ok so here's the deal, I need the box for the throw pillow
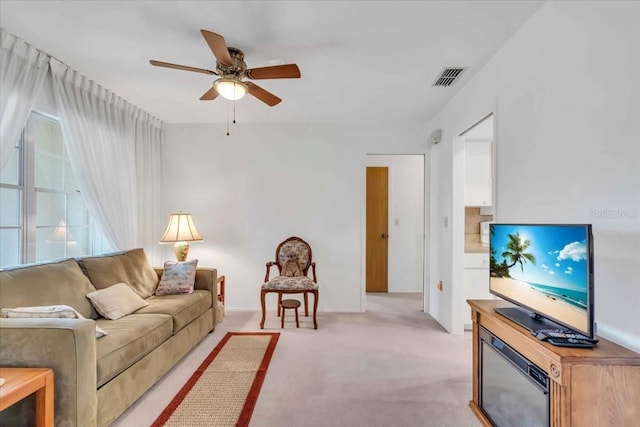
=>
[282,259,303,277]
[2,305,76,319]
[2,304,107,338]
[155,259,198,295]
[86,282,148,320]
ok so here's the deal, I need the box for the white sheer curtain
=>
[133,109,164,263]
[0,28,50,172]
[51,61,164,251]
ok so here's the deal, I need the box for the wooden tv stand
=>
[468,299,640,427]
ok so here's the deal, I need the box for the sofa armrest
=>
[194,267,218,295]
[0,318,98,427]
[154,267,219,325]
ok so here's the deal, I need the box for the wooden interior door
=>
[366,167,388,292]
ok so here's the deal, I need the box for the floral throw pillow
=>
[155,259,198,295]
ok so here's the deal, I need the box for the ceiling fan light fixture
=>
[214,78,248,100]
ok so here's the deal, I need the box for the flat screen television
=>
[489,223,595,338]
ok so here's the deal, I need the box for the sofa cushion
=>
[78,248,158,299]
[86,283,149,320]
[135,290,212,334]
[95,313,172,387]
[155,259,198,295]
[0,258,98,319]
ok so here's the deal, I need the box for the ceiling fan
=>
[150,30,300,106]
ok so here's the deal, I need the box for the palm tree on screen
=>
[502,232,536,272]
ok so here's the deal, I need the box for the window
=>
[0,112,111,268]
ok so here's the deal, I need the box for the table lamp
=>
[159,213,203,261]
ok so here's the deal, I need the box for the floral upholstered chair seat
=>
[260,236,319,329]
[262,275,319,291]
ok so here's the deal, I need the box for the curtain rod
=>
[1,26,164,126]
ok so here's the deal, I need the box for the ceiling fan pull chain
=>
[226,104,230,136]
[233,98,237,124]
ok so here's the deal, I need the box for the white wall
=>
[366,155,424,293]
[162,122,428,313]
[426,1,640,351]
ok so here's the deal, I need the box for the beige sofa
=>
[0,248,219,427]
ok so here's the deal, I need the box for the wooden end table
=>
[217,275,225,305]
[0,367,54,427]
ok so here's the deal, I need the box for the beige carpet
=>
[112,294,479,427]
[151,332,279,427]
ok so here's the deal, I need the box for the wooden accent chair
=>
[260,236,319,329]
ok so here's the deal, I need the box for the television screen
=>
[489,224,594,337]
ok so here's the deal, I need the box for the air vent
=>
[433,67,467,87]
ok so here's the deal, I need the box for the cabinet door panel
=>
[465,140,493,206]
[463,266,491,328]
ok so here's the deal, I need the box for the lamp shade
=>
[46,220,77,244]
[214,78,248,100]
[159,213,203,243]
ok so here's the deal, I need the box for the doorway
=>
[365,155,425,307]
[452,113,496,334]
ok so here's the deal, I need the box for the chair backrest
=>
[275,236,312,275]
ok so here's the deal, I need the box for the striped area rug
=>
[151,332,280,427]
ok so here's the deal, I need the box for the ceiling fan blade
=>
[246,82,281,106]
[149,60,216,75]
[200,30,233,67]
[199,86,219,101]
[246,64,301,80]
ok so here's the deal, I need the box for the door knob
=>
[381,233,388,239]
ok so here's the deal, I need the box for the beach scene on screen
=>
[489,224,589,332]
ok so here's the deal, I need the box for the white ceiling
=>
[1,1,544,124]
